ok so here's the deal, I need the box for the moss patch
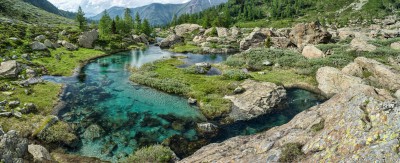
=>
[279,143,304,162]
[123,145,174,163]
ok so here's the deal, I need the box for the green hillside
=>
[23,0,76,19]
[173,0,400,28]
[0,0,74,24]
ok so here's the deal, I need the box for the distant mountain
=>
[0,0,73,24]
[23,0,76,19]
[91,0,228,25]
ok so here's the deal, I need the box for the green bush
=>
[279,143,304,162]
[225,56,246,67]
[130,73,190,95]
[207,27,218,37]
[222,69,251,81]
[123,145,174,163]
[37,121,78,147]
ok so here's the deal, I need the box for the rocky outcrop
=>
[217,27,229,37]
[28,144,52,162]
[342,62,363,77]
[0,60,20,79]
[132,34,149,45]
[317,66,365,97]
[239,31,267,50]
[62,41,78,51]
[181,83,398,162]
[302,45,324,59]
[224,80,287,121]
[350,38,377,52]
[175,24,203,36]
[270,37,294,48]
[354,57,400,91]
[0,130,29,163]
[289,22,332,49]
[31,41,47,51]
[78,29,99,48]
[159,34,183,49]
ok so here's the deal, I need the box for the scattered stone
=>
[62,41,78,51]
[390,42,400,50]
[21,53,30,60]
[0,112,11,117]
[0,60,21,79]
[188,98,197,105]
[159,34,183,49]
[22,103,37,113]
[12,110,22,118]
[19,77,44,86]
[8,100,20,108]
[78,29,99,48]
[31,41,47,51]
[44,39,54,48]
[28,144,52,162]
[224,80,287,121]
[233,86,245,94]
[302,45,325,59]
[0,100,7,106]
[0,106,5,112]
[350,38,377,52]
[195,62,211,69]
[34,35,46,42]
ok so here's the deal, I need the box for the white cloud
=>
[48,0,190,16]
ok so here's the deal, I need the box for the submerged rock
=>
[83,124,104,141]
[224,80,287,121]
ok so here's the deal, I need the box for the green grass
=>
[251,70,317,86]
[170,44,202,53]
[32,48,106,76]
[131,59,236,119]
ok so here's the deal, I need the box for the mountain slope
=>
[91,0,228,25]
[23,0,76,19]
[0,0,73,24]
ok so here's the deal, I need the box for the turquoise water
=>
[43,46,324,161]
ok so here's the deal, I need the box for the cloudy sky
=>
[48,0,189,16]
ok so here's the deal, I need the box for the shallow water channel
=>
[43,46,324,162]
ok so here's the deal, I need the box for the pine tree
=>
[141,19,152,36]
[76,6,87,31]
[111,20,117,34]
[135,12,142,34]
[99,10,112,40]
[123,8,134,33]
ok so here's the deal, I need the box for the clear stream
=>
[43,46,324,162]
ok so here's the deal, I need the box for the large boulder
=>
[317,66,365,97]
[342,62,363,77]
[78,29,98,48]
[28,144,52,162]
[62,41,78,51]
[350,38,377,52]
[390,41,400,50]
[289,22,332,49]
[224,80,287,121]
[354,57,400,91]
[270,37,294,48]
[239,31,267,50]
[0,60,20,79]
[302,45,325,59]
[31,41,47,51]
[0,130,29,163]
[159,34,183,49]
[132,34,149,45]
[174,24,203,36]
[180,83,398,163]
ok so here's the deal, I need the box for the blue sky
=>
[48,0,189,16]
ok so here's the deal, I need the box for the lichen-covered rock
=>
[350,38,377,52]
[289,21,332,49]
[317,66,365,97]
[78,29,99,48]
[159,34,183,49]
[181,83,399,163]
[0,130,29,163]
[0,60,20,79]
[224,80,287,121]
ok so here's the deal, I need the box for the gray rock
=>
[21,53,30,60]
[224,80,287,121]
[239,31,267,50]
[62,41,78,51]
[350,38,377,52]
[0,60,20,79]
[78,29,99,48]
[302,45,325,59]
[289,21,332,49]
[159,34,183,49]
[197,123,218,134]
[270,37,294,48]
[43,39,54,48]
[395,90,400,99]
[8,101,20,108]
[34,35,46,42]
[0,112,11,117]
[0,130,29,163]
[31,41,47,51]
[0,106,5,112]
[28,144,52,162]
[12,110,22,118]
[19,77,43,86]
[11,55,17,60]
[174,24,203,37]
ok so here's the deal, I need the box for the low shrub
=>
[222,69,251,81]
[279,143,304,162]
[123,145,174,163]
[130,73,190,95]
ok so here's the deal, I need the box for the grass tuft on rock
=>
[279,143,304,162]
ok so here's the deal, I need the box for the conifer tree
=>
[135,12,142,34]
[76,6,87,31]
[141,19,152,36]
[123,8,134,33]
[99,10,112,40]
